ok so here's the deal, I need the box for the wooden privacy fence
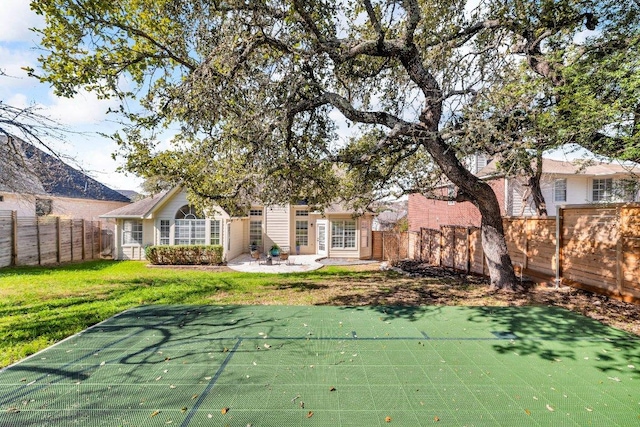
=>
[373,204,640,302]
[0,210,106,268]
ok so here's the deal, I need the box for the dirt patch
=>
[393,260,640,336]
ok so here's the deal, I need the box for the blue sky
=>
[0,0,143,191]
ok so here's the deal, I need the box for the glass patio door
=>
[317,220,327,256]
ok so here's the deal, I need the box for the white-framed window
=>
[554,179,567,202]
[159,220,170,245]
[250,209,263,217]
[296,210,309,216]
[175,219,206,245]
[295,220,308,246]
[123,220,143,246]
[174,205,206,245]
[331,220,356,249]
[210,219,221,245]
[592,178,614,202]
[249,220,262,247]
[447,184,456,205]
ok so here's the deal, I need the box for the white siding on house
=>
[265,205,290,249]
[508,175,592,216]
[227,219,244,261]
[154,191,190,219]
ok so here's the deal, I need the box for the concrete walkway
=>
[227,254,324,273]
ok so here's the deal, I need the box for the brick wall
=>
[408,178,506,231]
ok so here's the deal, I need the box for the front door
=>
[316,220,327,256]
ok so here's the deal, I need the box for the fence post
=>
[555,207,563,289]
[438,227,443,267]
[467,228,471,272]
[98,221,102,259]
[70,220,74,261]
[36,217,42,265]
[523,218,529,271]
[56,217,61,263]
[616,207,624,296]
[11,210,18,266]
[81,220,86,260]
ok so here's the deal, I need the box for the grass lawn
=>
[0,260,389,368]
[2,259,639,370]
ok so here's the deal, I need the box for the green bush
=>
[144,245,224,265]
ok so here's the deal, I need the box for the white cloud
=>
[43,89,120,126]
[0,0,44,42]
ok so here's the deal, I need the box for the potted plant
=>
[295,241,300,255]
[270,243,280,257]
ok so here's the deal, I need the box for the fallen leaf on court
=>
[263,343,271,349]
[585,407,593,412]
[385,416,392,422]
[192,394,199,400]
[156,376,162,381]
[329,386,336,392]
[524,409,531,416]
[221,407,229,415]
[207,414,212,418]
[100,361,106,366]
[546,404,554,412]
[607,376,621,382]
[434,416,440,421]
[307,411,314,418]
[300,401,305,409]
[6,407,20,413]
[165,421,172,424]
[170,384,176,389]
[150,410,160,417]
[181,407,187,413]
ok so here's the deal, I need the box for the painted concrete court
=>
[0,305,638,426]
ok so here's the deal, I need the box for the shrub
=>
[145,245,224,265]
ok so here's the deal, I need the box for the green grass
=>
[0,260,375,368]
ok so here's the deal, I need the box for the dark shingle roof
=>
[1,136,131,202]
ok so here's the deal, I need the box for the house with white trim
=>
[101,187,375,261]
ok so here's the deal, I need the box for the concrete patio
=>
[227,254,380,273]
[227,254,325,273]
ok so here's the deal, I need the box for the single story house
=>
[101,187,375,261]
[409,156,640,230]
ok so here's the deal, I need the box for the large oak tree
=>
[31,0,637,290]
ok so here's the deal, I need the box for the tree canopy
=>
[31,0,640,289]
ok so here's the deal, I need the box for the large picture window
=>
[123,220,143,245]
[174,205,206,245]
[331,220,356,249]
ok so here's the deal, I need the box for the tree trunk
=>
[528,151,547,216]
[476,189,519,291]
[425,136,520,291]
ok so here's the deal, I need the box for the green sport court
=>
[0,305,638,426]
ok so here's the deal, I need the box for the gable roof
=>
[100,190,171,218]
[477,157,639,178]
[0,136,131,202]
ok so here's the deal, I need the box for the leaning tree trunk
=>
[425,135,520,291]
[474,185,519,291]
